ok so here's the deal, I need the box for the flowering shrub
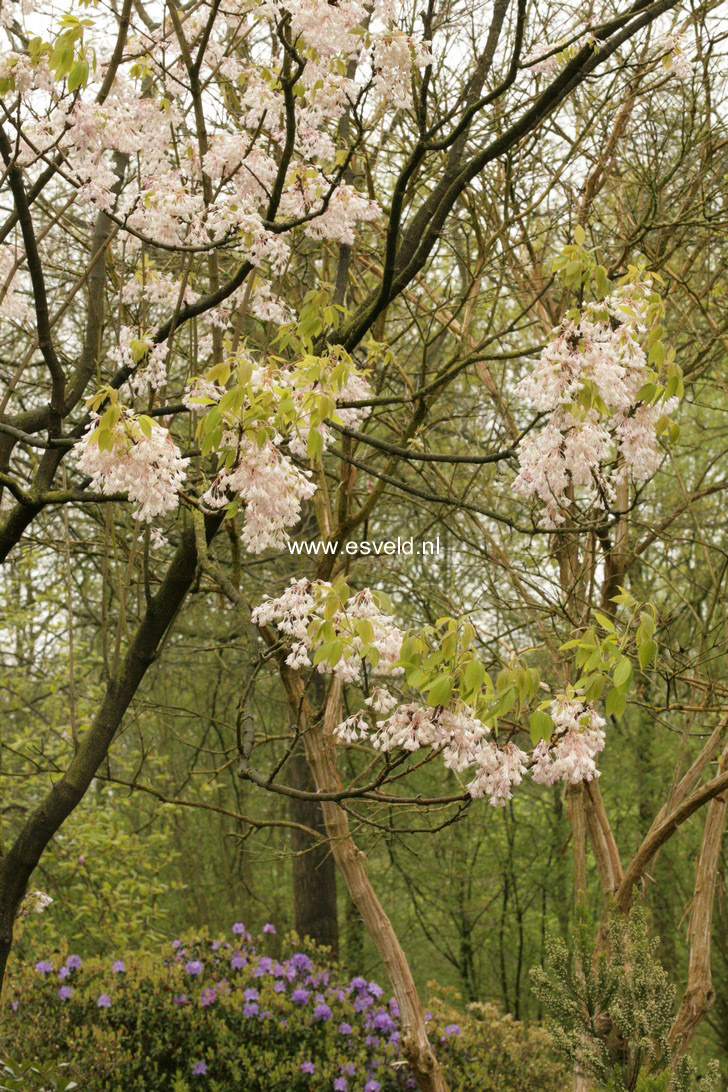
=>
[2,927,564,1091]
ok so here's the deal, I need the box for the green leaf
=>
[426,673,453,707]
[529,709,553,746]
[605,687,627,719]
[638,639,656,670]
[462,658,485,694]
[406,667,426,690]
[573,224,586,246]
[498,687,517,716]
[67,59,89,91]
[313,641,335,666]
[138,414,153,439]
[307,428,324,460]
[593,610,616,633]
[613,658,632,687]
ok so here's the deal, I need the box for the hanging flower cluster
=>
[188,334,373,551]
[336,696,602,806]
[253,583,615,807]
[76,405,187,523]
[513,276,680,527]
[530,698,605,785]
[252,578,404,681]
[201,437,317,553]
[658,30,693,81]
[0,0,431,286]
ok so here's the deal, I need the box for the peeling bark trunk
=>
[668,749,728,1059]
[297,676,449,1092]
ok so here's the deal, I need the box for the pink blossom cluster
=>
[0,245,32,324]
[201,437,316,553]
[252,578,404,681]
[513,291,678,525]
[522,44,561,76]
[465,742,529,806]
[336,686,606,807]
[360,699,529,807]
[531,698,605,785]
[4,1,427,246]
[370,703,486,764]
[658,31,693,81]
[75,411,187,523]
[186,351,371,548]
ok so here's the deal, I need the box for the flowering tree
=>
[0,0,725,1088]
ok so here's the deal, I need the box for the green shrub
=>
[3,926,565,1090]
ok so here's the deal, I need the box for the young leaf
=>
[529,709,553,746]
[638,639,656,670]
[613,658,632,688]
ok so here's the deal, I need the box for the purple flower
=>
[58,986,73,1001]
[97,994,111,1008]
[300,1062,315,1074]
[185,960,204,976]
[263,922,276,934]
[444,1023,461,1037]
[291,988,310,1005]
[340,1064,356,1077]
[59,966,70,980]
[334,1081,348,1091]
[112,961,126,974]
[173,994,188,1007]
[291,952,313,974]
[273,981,286,993]
[350,976,367,991]
[243,1001,259,1017]
[200,988,217,1007]
[314,1002,333,1022]
[425,1010,433,1022]
[35,960,54,974]
[338,1022,352,1036]
[211,941,220,951]
[244,988,259,1002]
[372,1011,395,1033]
[368,981,383,998]
[232,922,247,935]
[355,994,374,1012]
[230,952,246,970]
[365,1082,381,1092]
[66,955,82,970]
[192,1061,208,1075]
[172,939,182,948]
[257,956,273,974]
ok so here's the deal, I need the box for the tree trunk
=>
[0,522,217,991]
[289,746,339,956]
[295,674,449,1092]
[668,747,728,1058]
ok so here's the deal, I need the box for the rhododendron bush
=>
[1,0,726,1088]
[1,926,566,1090]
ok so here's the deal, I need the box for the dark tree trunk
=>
[289,746,339,956]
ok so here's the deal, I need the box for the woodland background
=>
[0,0,727,1088]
